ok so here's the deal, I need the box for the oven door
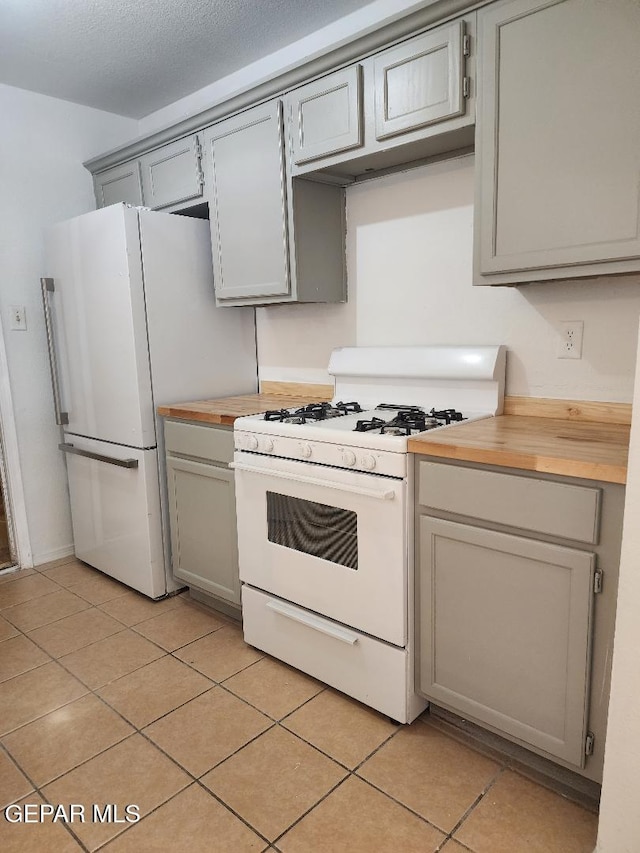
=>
[232,451,407,646]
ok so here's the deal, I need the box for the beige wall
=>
[595,319,640,852]
[256,155,640,402]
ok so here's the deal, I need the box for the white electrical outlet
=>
[9,305,27,331]
[558,321,583,359]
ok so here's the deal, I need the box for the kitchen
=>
[0,0,639,850]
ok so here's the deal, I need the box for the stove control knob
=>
[262,438,274,453]
[342,450,356,467]
[299,442,312,459]
[361,454,376,470]
[246,435,258,451]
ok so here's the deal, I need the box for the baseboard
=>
[32,544,75,567]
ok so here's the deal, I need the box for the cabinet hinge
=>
[585,732,595,756]
[463,34,471,57]
[463,77,471,99]
[195,139,205,190]
[593,569,603,595]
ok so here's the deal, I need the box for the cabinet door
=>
[418,517,595,767]
[290,66,363,164]
[167,456,240,604]
[374,21,465,140]
[476,0,640,280]
[140,135,204,209]
[94,161,143,208]
[204,101,290,302]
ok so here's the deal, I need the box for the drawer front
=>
[242,585,411,722]
[164,419,233,464]
[418,461,600,544]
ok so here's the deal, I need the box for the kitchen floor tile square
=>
[223,656,324,720]
[59,628,165,689]
[0,633,50,683]
[2,694,134,786]
[282,688,398,769]
[100,783,266,852]
[173,623,263,681]
[201,725,347,841]
[41,559,99,587]
[0,572,60,609]
[278,775,445,853]
[98,589,185,626]
[357,722,503,833]
[97,654,212,727]
[0,660,88,735]
[65,572,131,605]
[2,588,90,632]
[0,794,83,851]
[143,686,273,777]
[27,607,123,657]
[131,601,225,651]
[42,734,190,850]
[453,769,598,853]
[0,750,33,809]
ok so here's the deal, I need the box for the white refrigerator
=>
[42,203,258,598]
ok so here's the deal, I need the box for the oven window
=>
[266,492,358,570]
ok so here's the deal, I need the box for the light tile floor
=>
[0,556,599,852]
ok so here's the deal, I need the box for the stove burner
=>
[376,403,426,413]
[429,408,466,424]
[380,425,412,436]
[335,401,363,414]
[355,417,386,432]
[263,409,291,422]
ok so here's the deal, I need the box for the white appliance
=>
[233,346,506,723]
[42,203,257,598]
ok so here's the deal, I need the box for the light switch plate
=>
[9,305,27,331]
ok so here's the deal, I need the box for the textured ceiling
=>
[0,0,376,118]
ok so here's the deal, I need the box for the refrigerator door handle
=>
[59,443,139,469]
[40,277,69,426]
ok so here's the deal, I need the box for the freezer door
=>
[45,204,155,448]
[63,435,166,598]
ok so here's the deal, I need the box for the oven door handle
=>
[265,598,359,645]
[230,461,397,501]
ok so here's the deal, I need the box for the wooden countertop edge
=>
[407,440,627,484]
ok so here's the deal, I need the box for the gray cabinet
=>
[287,16,474,181]
[419,516,594,767]
[139,135,204,210]
[373,21,466,140]
[290,65,364,165]
[203,99,346,306]
[475,0,640,285]
[94,161,143,208]
[164,420,240,607]
[204,101,291,302]
[415,457,625,782]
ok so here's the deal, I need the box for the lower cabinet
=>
[415,457,625,782]
[164,420,240,607]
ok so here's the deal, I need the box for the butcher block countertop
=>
[157,392,330,426]
[408,415,630,484]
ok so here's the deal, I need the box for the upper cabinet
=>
[93,133,204,212]
[203,101,291,303]
[286,16,475,181]
[139,135,204,210]
[203,99,346,306]
[94,161,143,208]
[373,21,466,140]
[290,66,364,165]
[475,0,640,285]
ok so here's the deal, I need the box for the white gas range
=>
[233,346,506,723]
